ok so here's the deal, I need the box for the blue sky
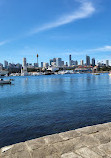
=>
[0,0,111,65]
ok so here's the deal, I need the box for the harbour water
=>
[0,73,111,148]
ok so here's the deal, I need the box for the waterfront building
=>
[80,60,84,66]
[27,63,34,68]
[4,60,8,69]
[47,67,59,72]
[106,60,109,67]
[56,58,62,67]
[86,55,90,66]
[43,62,49,68]
[92,58,95,66]
[0,63,3,70]
[49,59,53,66]
[69,55,72,66]
[23,58,27,67]
[34,63,38,67]
[51,62,56,67]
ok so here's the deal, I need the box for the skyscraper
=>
[80,60,84,66]
[69,55,72,66]
[41,62,43,68]
[4,60,8,69]
[92,58,95,66]
[106,60,109,67]
[86,55,90,66]
[56,58,62,67]
[23,58,27,67]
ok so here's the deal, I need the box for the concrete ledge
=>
[1,122,111,158]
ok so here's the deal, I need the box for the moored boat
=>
[92,73,100,75]
[0,79,11,84]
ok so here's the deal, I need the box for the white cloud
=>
[0,40,9,46]
[0,0,95,46]
[65,45,111,56]
[29,0,95,35]
[88,46,111,52]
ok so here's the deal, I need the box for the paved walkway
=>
[1,122,111,158]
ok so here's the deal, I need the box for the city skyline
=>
[0,0,111,64]
[0,55,110,68]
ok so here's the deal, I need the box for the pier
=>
[1,122,111,158]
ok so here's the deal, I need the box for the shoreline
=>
[1,122,111,158]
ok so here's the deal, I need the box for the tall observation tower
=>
[37,54,39,67]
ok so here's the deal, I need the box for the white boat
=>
[0,79,11,84]
[92,73,100,75]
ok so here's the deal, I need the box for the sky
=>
[0,0,111,65]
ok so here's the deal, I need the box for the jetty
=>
[1,122,111,158]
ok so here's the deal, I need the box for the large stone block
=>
[26,137,46,150]
[75,147,102,158]
[44,134,63,144]
[59,130,81,141]
[98,142,111,157]
[61,152,82,158]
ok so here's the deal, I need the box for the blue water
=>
[0,73,111,148]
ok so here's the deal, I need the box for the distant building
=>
[75,60,78,66]
[51,62,56,67]
[80,60,84,66]
[34,63,39,67]
[86,55,90,66]
[53,58,56,62]
[106,60,109,67]
[66,62,68,66]
[49,59,53,66]
[92,58,95,66]
[69,55,72,66]
[47,67,59,72]
[56,58,62,67]
[4,60,8,69]
[16,63,22,69]
[0,63,3,70]
[23,58,27,67]
[43,62,49,68]
[41,62,43,68]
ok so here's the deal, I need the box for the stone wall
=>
[1,122,111,158]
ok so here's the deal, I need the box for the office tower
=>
[106,60,109,67]
[61,61,64,67]
[92,58,95,66]
[53,58,56,62]
[66,62,68,66]
[23,58,27,67]
[41,62,43,68]
[43,62,49,68]
[50,59,53,66]
[56,58,62,67]
[86,55,90,66]
[80,60,84,66]
[69,55,72,66]
[75,60,78,66]
[0,63,3,70]
[4,60,8,69]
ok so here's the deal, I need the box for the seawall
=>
[1,122,111,158]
